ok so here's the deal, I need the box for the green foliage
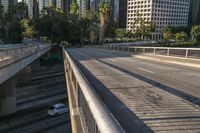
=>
[131,13,155,40]
[35,6,90,45]
[116,28,126,37]
[163,31,174,41]
[70,0,79,16]
[99,2,111,23]
[21,19,34,39]
[125,31,134,38]
[99,1,112,44]
[162,26,174,41]
[175,32,188,42]
[1,3,28,43]
[191,25,200,42]
[105,21,118,38]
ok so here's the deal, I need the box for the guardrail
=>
[103,45,200,59]
[63,48,124,133]
[0,43,50,68]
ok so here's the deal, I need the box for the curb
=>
[135,55,200,69]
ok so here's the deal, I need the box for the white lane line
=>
[137,67,154,74]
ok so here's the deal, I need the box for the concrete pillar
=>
[31,59,40,70]
[16,66,32,86]
[0,77,17,116]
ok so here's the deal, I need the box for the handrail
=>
[64,48,124,133]
[103,45,200,59]
[105,44,200,50]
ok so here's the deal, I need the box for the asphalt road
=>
[0,106,71,133]
[0,65,71,133]
[16,65,66,111]
[68,48,200,133]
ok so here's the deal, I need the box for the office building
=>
[0,0,17,12]
[38,0,49,14]
[189,0,200,25]
[127,0,190,40]
[24,0,34,19]
[78,0,90,16]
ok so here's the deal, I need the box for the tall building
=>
[0,0,9,12]
[119,0,127,28]
[33,0,39,18]
[0,0,17,12]
[64,0,71,13]
[24,0,34,19]
[77,0,89,16]
[109,0,127,28]
[90,0,100,12]
[56,0,62,8]
[38,0,49,14]
[127,0,190,40]
[189,0,200,25]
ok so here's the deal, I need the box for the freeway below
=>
[0,65,71,133]
[68,48,200,133]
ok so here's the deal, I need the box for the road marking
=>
[137,67,154,74]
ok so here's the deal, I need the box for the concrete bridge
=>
[64,46,200,133]
[0,42,51,115]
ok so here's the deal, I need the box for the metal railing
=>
[0,43,50,68]
[103,45,200,60]
[63,48,124,133]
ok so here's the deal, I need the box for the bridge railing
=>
[63,48,124,133]
[103,45,200,60]
[0,44,50,68]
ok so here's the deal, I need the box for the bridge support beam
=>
[0,77,16,116]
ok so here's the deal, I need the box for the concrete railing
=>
[0,43,50,68]
[103,45,200,60]
[63,48,124,133]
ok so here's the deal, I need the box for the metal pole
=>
[186,49,189,58]
[167,48,170,56]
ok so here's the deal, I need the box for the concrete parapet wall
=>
[0,44,51,85]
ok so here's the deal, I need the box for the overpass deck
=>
[68,48,200,133]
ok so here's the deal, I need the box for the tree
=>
[191,25,200,42]
[70,0,79,17]
[175,32,188,42]
[3,5,23,43]
[131,12,155,40]
[99,1,111,44]
[162,26,174,41]
[21,19,34,39]
[105,20,118,38]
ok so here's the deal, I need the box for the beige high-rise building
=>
[126,0,190,40]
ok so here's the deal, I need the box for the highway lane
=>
[0,106,71,133]
[0,65,71,133]
[68,48,200,133]
[16,65,67,111]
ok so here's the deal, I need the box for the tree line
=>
[0,0,112,45]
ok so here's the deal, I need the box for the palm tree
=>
[191,25,200,42]
[99,1,111,44]
[70,0,79,17]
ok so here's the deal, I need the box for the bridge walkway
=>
[68,48,200,133]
